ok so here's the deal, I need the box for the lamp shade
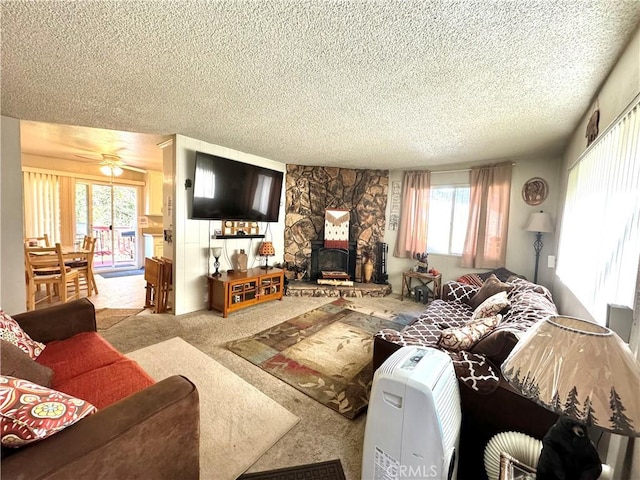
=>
[502,316,640,436]
[258,241,275,256]
[100,165,123,177]
[211,247,222,258]
[524,211,554,233]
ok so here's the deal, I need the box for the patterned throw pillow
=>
[438,314,502,352]
[470,291,510,321]
[0,309,45,359]
[444,282,480,304]
[455,273,484,287]
[0,375,97,447]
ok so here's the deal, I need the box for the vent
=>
[380,350,405,375]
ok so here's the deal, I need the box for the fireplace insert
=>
[310,240,357,281]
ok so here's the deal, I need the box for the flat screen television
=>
[190,151,284,222]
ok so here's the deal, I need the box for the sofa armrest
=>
[12,298,96,343]
[373,335,404,371]
[1,375,200,480]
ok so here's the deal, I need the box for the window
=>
[557,99,640,324]
[427,186,470,255]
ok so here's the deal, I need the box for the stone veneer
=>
[284,165,389,278]
[286,280,392,297]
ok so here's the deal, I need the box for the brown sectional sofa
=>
[1,299,200,480]
[373,277,560,479]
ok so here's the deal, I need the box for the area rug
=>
[95,308,143,330]
[227,298,413,419]
[127,337,299,480]
[98,268,144,279]
[237,459,346,480]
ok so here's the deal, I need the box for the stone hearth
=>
[286,280,392,298]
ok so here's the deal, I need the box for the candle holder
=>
[211,247,223,276]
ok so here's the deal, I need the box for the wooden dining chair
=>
[67,236,98,296]
[24,234,51,291]
[24,243,80,311]
[24,234,50,248]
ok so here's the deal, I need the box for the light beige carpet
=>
[95,308,143,330]
[103,295,423,479]
[127,337,300,480]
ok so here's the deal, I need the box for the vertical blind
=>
[23,171,61,243]
[557,99,640,324]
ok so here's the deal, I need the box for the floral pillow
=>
[0,309,45,359]
[470,291,510,321]
[0,375,97,447]
[438,314,502,352]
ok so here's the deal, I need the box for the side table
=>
[400,271,442,302]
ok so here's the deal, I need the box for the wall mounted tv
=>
[190,151,284,222]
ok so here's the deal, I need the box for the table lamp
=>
[501,315,640,475]
[211,247,223,276]
[258,241,275,270]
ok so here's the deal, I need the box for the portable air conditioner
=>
[362,346,461,480]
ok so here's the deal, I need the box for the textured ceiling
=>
[2,1,640,171]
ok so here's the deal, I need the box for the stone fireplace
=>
[284,165,389,282]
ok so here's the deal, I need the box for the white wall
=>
[170,135,286,315]
[1,116,27,314]
[383,155,561,295]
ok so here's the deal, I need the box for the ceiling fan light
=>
[100,165,123,176]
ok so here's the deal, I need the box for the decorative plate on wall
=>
[522,177,548,206]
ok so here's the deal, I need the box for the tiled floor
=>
[34,271,147,310]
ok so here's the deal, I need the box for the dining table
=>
[27,245,96,296]
[29,245,90,260]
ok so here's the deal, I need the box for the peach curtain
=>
[461,163,512,268]
[393,171,430,258]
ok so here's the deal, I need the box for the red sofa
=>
[1,298,200,479]
[35,330,155,410]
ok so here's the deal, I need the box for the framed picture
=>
[522,177,548,206]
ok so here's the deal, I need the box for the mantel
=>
[214,234,265,239]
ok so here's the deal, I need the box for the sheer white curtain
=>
[461,163,512,268]
[557,100,640,324]
[393,171,430,258]
[23,171,60,243]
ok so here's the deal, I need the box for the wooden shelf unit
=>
[207,267,284,317]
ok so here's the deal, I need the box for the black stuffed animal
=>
[537,417,602,480]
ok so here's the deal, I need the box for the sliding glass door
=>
[75,181,138,270]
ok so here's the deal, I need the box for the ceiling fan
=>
[75,153,147,176]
